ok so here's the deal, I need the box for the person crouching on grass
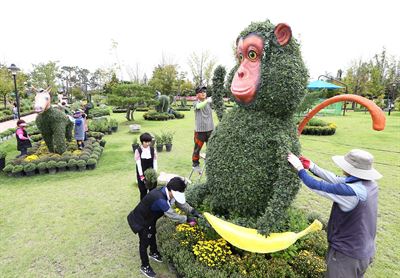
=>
[287,149,381,278]
[127,177,201,278]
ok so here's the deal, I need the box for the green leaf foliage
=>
[190,20,309,235]
[211,65,227,121]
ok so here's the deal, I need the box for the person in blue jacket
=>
[287,149,382,278]
[127,177,201,278]
[73,110,85,149]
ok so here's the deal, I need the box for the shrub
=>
[0,149,6,159]
[12,165,24,173]
[161,130,174,145]
[76,160,86,167]
[144,168,158,189]
[56,161,67,169]
[290,250,326,278]
[68,159,77,168]
[23,163,36,172]
[47,160,57,169]
[3,164,14,173]
[300,118,337,136]
[86,158,97,165]
[80,154,90,161]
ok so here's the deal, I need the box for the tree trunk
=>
[126,107,131,121]
[3,95,6,109]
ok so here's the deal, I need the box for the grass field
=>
[0,110,399,277]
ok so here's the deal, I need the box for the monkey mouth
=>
[34,107,43,113]
[231,85,256,104]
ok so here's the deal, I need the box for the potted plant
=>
[0,149,6,170]
[76,159,87,171]
[57,161,67,172]
[86,158,97,170]
[37,162,48,174]
[155,134,163,152]
[68,159,78,171]
[3,164,13,176]
[132,137,140,153]
[110,118,118,132]
[162,131,174,152]
[99,139,106,148]
[47,161,58,174]
[23,163,37,176]
[144,168,158,190]
[11,164,24,177]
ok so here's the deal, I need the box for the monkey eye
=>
[248,50,257,61]
[238,53,244,62]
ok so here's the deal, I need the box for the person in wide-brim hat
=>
[287,149,381,278]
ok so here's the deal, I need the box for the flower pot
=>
[132,144,140,153]
[24,170,35,176]
[77,165,86,171]
[165,143,173,152]
[111,126,118,132]
[12,172,23,177]
[68,166,77,171]
[48,168,57,175]
[87,164,96,170]
[156,145,163,152]
[0,157,5,170]
[57,166,66,173]
[100,141,106,147]
[38,168,48,174]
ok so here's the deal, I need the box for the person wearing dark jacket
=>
[127,177,201,278]
[287,149,381,278]
[15,119,32,157]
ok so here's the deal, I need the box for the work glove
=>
[299,156,314,170]
[186,217,197,226]
[140,175,146,182]
[287,153,304,172]
[206,97,212,103]
[191,209,203,218]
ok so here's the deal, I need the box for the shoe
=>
[140,265,156,278]
[192,165,202,174]
[149,252,163,262]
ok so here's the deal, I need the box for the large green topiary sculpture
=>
[34,89,73,154]
[156,95,170,113]
[188,20,308,235]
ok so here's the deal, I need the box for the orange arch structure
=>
[298,94,386,135]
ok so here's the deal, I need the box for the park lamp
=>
[7,63,21,119]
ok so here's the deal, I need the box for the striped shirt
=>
[193,100,214,132]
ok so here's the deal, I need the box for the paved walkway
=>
[0,113,38,133]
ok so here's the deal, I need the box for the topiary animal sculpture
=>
[156,95,170,113]
[34,87,73,154]
[188,20,308,235]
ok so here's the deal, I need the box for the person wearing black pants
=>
[127,177,201,278]
[135,133,158,200]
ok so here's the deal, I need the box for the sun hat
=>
[167,177,187,204]
[332,149,382,180]
[195,85,207,94]
[73,110,82,118]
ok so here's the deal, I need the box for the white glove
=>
[206,97,212,103]
[287,153,304,171]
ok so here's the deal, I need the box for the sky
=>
[1,0,399,82]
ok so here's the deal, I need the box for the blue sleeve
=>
[298,169,356,196]
[150,199,170,213]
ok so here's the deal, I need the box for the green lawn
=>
[0,110,399,277]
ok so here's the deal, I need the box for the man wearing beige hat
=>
[287,149,382,278]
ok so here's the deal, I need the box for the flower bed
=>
[2,138,104,177]
[300,118,337,136]
[143,110,184,121]
[157,208,327,278]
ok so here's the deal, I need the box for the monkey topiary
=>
[34,88,73,154]
[156,95,170,113]
[188,20,308,235]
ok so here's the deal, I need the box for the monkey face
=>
[231,34,264,105]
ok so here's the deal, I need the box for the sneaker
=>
[192,165,202,174]
[140,265,156,278]
[149,252,163,262]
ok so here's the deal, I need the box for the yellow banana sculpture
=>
[204,212,323,253]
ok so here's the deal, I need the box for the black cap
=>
[167,177,186,192]
[195,85,207,94]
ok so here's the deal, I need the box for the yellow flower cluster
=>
[24,154,39,162]
[72,150,82,155]
[328,122,337,129]
[175,223,204,246]
[294,250,326,276]
[192,238,232,267]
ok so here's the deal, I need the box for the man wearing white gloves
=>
[191,85,214,172]
[287,149,381,278]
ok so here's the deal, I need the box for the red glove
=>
[299,156,311,169]
[187,217,197,226]
[140,175,145,181]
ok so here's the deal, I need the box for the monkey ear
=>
[274,23,292,47]
[46,86,52,92]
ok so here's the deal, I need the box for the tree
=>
[30,61,59,89]
[0,65,14,109]
[107,83,157,121]
[148,64,179,95]
[188,51,216,86]
[211,65,227,121]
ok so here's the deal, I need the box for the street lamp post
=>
[8,64,21,119]
[388,83,396,116]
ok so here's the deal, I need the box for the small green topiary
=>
[86,158,97,165]
[46,160,57,169]
[12,165,24,173]
[56,161,67,169]
[23,163,36,172]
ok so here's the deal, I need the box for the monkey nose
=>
[238,72,244,78]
